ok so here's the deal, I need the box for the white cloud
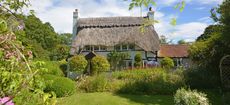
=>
[195,0,223,4]
[29,0,143,33]
[155,22,208,43]
[198,17,213,24]
[28,0,209,42]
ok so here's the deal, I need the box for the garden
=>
[0,0,230,105]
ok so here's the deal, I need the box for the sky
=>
[27,0,223,43]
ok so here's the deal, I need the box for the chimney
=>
[70,9,79,55]
[147,7,154,21]
[72,9,78,38]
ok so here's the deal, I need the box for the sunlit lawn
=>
[57,90,222,105]
[58,92,173,105]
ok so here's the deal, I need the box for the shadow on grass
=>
[114,93,174,105]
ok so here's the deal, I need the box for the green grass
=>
[58,91,222,105]
[58,92,173,105]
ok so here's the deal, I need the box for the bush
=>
[117,69,184,95]
[14,89,56,105]
[107,51,130,71]
[77,74,124,93]
[43,61,65,76]
[184,67,220,89]
[174,88,210,105]
[91,55,110,75]
[43,74,76,97]
[50,44,70,61]
[134,53,142,67]
[69,55,88,73]
[77,68,184,95]
[160,57,174,69]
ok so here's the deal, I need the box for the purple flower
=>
[0,97,14,105]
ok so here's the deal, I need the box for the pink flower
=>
[0,97,14,105]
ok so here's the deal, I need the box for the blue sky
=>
[28,0,222,43]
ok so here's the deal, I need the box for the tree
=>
[177,39,187,45]
[69,55,88,73]
[189,0,230,77]
[91,56,110,75]
[196,25,223,41]
[107,51,130,71]
[15,15,70,60]
[134,53,143,67]
[160,57,174,69]
[0,0,56,104]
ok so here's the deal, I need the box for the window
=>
[100,46,107,51]
[122,44,128,50]
[85,45,91,51]
[93,46,99,51]
[115,45,121,51]
[129,44,135,50]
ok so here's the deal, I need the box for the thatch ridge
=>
[70,16,160,55]
[78,16,145,28]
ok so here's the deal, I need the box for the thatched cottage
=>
[70,9,160,68]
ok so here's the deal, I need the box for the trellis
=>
[220,55,230,90]
[219,55,230,105]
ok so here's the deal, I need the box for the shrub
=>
[44,61,64,76]
[58,59,68,76]
[14,89,56,105]
[77,74,124,93]
[76,68,185,95]
[107,51,130,71]
[134,53,142,67]
[69,55,88,73]
[117,69,184,95]
[160,57,174,69]
[174,88,210,105]
[50,44,70,61]
[184,67,220,89]
[91,55,110,75]
[43,74,76,97]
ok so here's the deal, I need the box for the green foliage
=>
[189,0,230,79]
[128,0,156,10]
[77,74,110,92]
[0,1,57,104]
[91,55,110,75]
[23,15,59,50]
[69,55,88,73]
[174,88,210,105]
[134,53,142,67]
[14,89,57,105]
[160,57,174,69]
[40,61,64,76]
[184,67,220,89]
[107,51,130,71]
[77,68,185,95]
[0,0,29,12]
[0,19,8,34]
[170,18,177,26]
[177,39,187,44]
[196,25,223,41]
[43,74,76,97]
[50,44,70,61]
[174,0,186,12]
[15,15,71,60]
[116,69,184,95]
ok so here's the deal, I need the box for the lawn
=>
[58,92,174,105]
[57,90,222,105]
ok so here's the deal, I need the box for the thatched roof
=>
[70,17,160,55]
